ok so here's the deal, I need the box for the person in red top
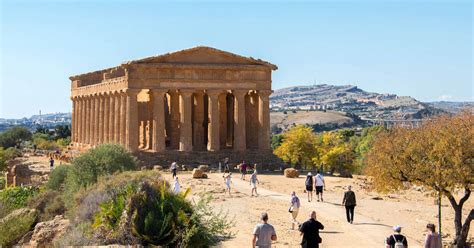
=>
[240,161,248,180]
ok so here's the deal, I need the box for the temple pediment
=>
[127,46,277,70]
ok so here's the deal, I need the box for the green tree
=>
[274,125,318,169]
[366,112,474,247]
[316,131,356,176]
[354,126,384,171]
[54,125,71,140]
[271,134,283,150]
[0,126,32,148]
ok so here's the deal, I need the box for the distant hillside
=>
[270,84,444,120]
[426,101,473,113]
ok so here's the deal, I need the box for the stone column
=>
[179,90,193,152]
[151,89,167,152]
[169,90,180,149]
[193,91,205,150]
[93,95,100,146]
[120,92,127,146]
[74,97,80,144]
[80,97,86,144]
[207,90,221,151]
[218,93,227,148]
[109,93,115,143]
[233,90,247,151]
[258,90,272,151]
[98,94,104,144]
[85,96,92,145]
[125,89,140,152]
[114,93,121,143]
[103,93,110,143]
[71,98,76,143]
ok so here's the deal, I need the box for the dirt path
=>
[166,172,424,247]
[229,177,418,247]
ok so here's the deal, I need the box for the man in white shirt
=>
[314,170,326,202]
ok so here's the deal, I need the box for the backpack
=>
[392,235,405,248]
[305,177,313,186]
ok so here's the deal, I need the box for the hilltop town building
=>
[69,47,277,161]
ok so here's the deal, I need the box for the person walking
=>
[385,225,408,248]
[299,211,324,248]
[250,170,259,197]
[173,176,181,194]
[49,157,55,169]
[314,170,326,202]
[289,191,301,230]
[170,161,178,178]
[342,185,356,224]
[252,212,277,248]
[424,223,441,248]
[223,172,233,196]
[305,172,314,202]
[224,157,230,173]
[240,161,248,180]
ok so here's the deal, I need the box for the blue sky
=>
[1,0,472,118]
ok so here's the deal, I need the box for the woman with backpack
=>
[385,225,408,248]
[305,172,313,202]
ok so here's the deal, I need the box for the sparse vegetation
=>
[0,208,38,247]
[0,186,38,218]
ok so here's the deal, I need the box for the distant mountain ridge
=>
[270,84,455,120]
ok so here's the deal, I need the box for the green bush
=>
[0,126,32,149]
[69,144,137,189]
[46,165,70,191]
[0,178,4,190]
[0,208,37,247]
[0,147,20,172]
[56,137,71,148]
[28,190,65,222]
[0,186,38,218]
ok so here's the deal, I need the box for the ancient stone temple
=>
[69,46,278,165]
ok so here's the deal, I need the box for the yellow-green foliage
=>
[274,125,318,168]
[366,111,474,247]
[366,112,474,193]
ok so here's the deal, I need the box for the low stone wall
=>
[137,150,283,171]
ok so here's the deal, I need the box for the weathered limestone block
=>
[26,215,70,248]
[284,168,299,178]
[192,168,204,178]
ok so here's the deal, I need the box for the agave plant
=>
[131,181,193,246]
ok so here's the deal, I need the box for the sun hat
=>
[307,172,312,176]
[393,225,402,232]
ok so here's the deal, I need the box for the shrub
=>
[69,144,137,188]
[0,208,37,247]
[0,186,38,218]
[0,126,32,148]
[0,178,4,190]
[0,147,20,172]
[56,137,71,148]
[46,165,70,191]
[28,190,65,222]
[63,144,137,208]
[61,170,235,247]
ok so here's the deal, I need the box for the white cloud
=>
[438,94,453,101]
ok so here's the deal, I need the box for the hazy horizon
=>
[1,0,472,118]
